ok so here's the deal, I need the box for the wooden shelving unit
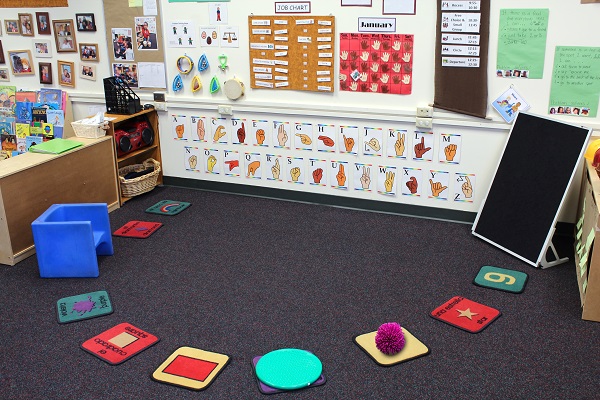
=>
[105,109,163,206]
[0,136,119,266]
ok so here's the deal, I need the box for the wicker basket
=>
[71,120,109,139]
[118,158,161,198]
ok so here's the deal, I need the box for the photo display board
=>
[248,15,335,92]
[472,112,591,267]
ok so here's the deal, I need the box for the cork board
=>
[0,0,67,7]
[248,15,335,92]
[103,0,165,89]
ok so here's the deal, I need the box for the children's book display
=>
[0,86,67,160]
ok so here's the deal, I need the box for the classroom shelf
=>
[105,109,163,206]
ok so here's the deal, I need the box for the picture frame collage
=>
[0,11,98,85]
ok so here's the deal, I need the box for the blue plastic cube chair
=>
[31,203,114,278]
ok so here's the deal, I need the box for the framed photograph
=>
[0,40,4,64]
[8,49,34,75]
[75,13,96,32]
[18,13,34,36]
[5,20,20,35]
[58,60,74,87]
[78,43,99,61]
[39,62,52,84]
[36,12,51,35]
[52,19,77,52]
[79,63,96,81]
[0,68,9,82]
[33,39,52,58]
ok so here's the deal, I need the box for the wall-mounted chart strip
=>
[433,0,490,118]
[248,15,336,92]
[0,0,66,6]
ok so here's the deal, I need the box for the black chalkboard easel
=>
[472,112,591,268]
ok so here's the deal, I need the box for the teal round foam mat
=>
[255,348,322,390]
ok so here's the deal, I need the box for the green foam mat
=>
[473,265,528,293]
[145,200,191,215]
[56,290,113,324]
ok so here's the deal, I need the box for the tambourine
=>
[176,55,194,74]
[223,77,245,100]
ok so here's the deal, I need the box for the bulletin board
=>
[472,112,591,267]
[248,15,335,92]
[102,0,166,89]
[156,0,600,128]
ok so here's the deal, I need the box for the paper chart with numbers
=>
[248,15,335,92]
[339,33,413,95]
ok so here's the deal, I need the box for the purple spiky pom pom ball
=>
[375,322,405,355]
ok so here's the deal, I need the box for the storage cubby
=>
[105,109,163,205]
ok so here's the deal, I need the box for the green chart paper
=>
[549,46,600,117]
[497,9,549,79]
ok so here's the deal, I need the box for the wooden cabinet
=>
[104,109,163,206]
[0,136,119,266]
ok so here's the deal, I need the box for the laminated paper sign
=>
[248,15,336,92]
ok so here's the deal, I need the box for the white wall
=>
[3,0,600,222]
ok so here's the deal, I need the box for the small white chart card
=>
[412,131,433,161]
[428,170,450,200]
[231,118,247,145]
[341,0,372,6]
[273,121,291,149]
[383,0,416,15]
[266,154,283,181]
[220,26,239,48]
[211,117,229,144]
[330,160,349,190]
[309,158,328,186]
[249,120,270,147]
[190,116,208,142]
[294,122,314,151]
[378,165,397,195]
[339,125,359,155]
[438,133,462,164]
[363,127,384,157]
[167,21,196,47]
[387,129,408,159]
[172,114,190,141]
[223,150,240,177]
[209,3,229,24]
[204,149,220,174]
[316,124,336,152]
[184,146,201,171]
[287,157,305,184]
[402,167,422,196]
[454,173,475,202]
[245,152,262,179]
[354,163,373,192]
